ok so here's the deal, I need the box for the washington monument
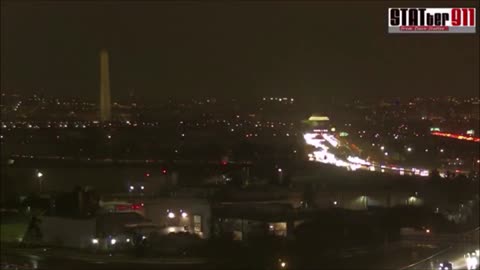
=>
[99,49,111,122]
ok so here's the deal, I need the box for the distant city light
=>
[140,186,144,190]
[110,238,116,245]
[431,131,480,142]
[168,212,175,219]
[181,212,188,218]
[278,168,282,173]
[91,238,99,244]
[37,172,43,178]
[440,149,444,153]
[380,146,385,150]
[384,152,388,156]
[129,186,134,191]
[407,147,412,152]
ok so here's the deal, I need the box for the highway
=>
[1,247,212,270]
[304,132,432,177]
[400,245,479,270]
[399,227,479,270]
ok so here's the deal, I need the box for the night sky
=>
[1,1,479,102]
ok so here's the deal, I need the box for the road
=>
[1,245,440,270]
[400,245,479,270]
[303,132,432,177]
[1,247,213,270]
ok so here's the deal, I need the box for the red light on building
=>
[221,160,228,165]
[145,173,150,177]
[161,169,167,174]
[131,204,143,210]
[114,203,143,211]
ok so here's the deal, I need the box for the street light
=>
[36,171,44,193]
[277,168,284,184]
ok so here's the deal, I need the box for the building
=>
[212,202,307,241]
[143,198,211,239]
[38,211,152,249]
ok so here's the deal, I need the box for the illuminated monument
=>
[99,49,111,122]
[302,114,331,133]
